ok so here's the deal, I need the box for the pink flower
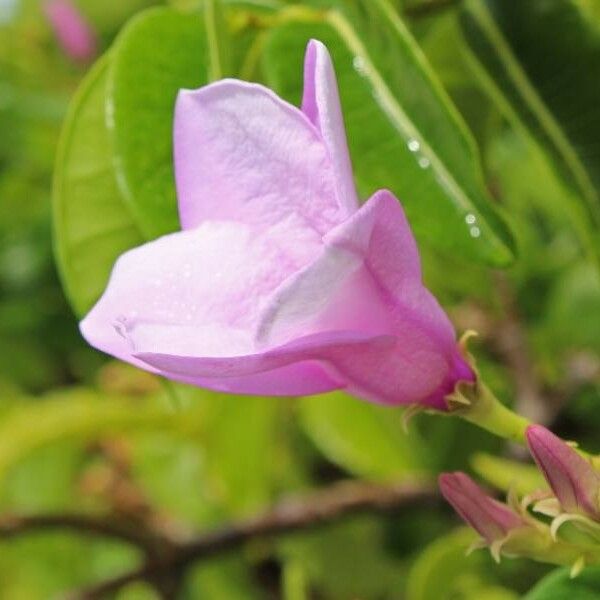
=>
[80,40,473,408]
[526,425,600,519]
[43,0,97,63]
[439,472,525,543]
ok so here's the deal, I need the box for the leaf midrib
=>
[326,9,509,258]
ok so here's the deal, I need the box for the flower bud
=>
[526,425,600,520]
[439,472,524,543]
[43,0,97,63]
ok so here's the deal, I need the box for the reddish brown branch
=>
[67,479,437,599]
[0,513,162,550]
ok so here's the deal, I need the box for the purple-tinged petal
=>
[439,472,524,543]
[526,425,600,518]
[43,0,97,62]
[174,80,345,234]
[256,190,472,408]
[302,40,358,216]
[135,330,392,378]
[81,220,321,372]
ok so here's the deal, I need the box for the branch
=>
[0,513,163,550]
[68,479,436,599]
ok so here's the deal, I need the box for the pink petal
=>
[302,40,358,216]
[80,220,320,372]
[257,190,470,407]
[135,330,390,377]
[174,80,345,234]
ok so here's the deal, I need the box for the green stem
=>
[455,381,531,444]
[452,379,600,468]
[508,527,600,570]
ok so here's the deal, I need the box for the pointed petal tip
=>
[306,38,327,55]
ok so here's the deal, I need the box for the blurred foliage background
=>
[1,0,600,598]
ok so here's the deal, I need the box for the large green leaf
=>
[471,452,546,497]
[0,388,204,490]
[108,7,209,238]
[52,56,143,317]
[406,528,517,600]
[262,4,514,266]
[460,0,600,257]
[203,395,281,516]
[280,516,405,599]
[524,566,600,600]
[298,392,429,481]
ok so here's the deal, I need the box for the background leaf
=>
[460,0,600,258]
[470,452,546,496]
[298,392,429,481]
[263,4,514,266]
[406,527,518,600]
[52,56,143,316]
[524,566,600,600]
[108,7,209,239]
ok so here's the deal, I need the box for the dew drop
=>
[407,139,420,153]
[465,213,476,225]
[470,226,481,238]
[418,157,430,169]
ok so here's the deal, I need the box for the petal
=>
[302,40,358,216]
[256,190,467,407]
[174,80,344,234]
[158,361,342,397]
[135,330,392,379]
[134,328,391,397]
[80,220,319,367]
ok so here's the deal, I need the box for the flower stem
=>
[451,379,600,469]
[452,380,531,444]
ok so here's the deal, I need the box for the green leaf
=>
[524,566,600,600]
[280,516,405,599]
[186,556,263,600]
[262,4,514,266]
[52,55,143,316]
[0,388,203,489]
[406,528,475,600]
[471,452,546,497]
[131,432,215,525]
[406,527,517,600]
[108,7,209,238]
[203,395,281,516]
[298,392,429,481]
[543,261,600,354]
[282,559,308,600]
[460,0,600,259]
[204,0,232,80]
